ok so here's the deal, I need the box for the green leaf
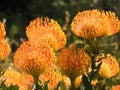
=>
[43,81,49,90]
[96,62,102,70]
[82,75,92,90]
[0,81,19,90]
[91,72,99,81]
[36,80,49,90]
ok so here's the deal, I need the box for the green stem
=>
[70,78,77,90]
[89,38,100,72]
[82,38,101,90]
[33,74,39,90]
[82,75,92,90]
[89,38,100,55]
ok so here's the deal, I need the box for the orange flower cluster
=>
[3,68,34,90]
[0,22,11,61]
[14,41,55,78]
[57,45,91,81]
[3,67,63,90]
[14,17,66,89]
[71,9,120,40]
[97,54,119,78]
[26,17,66,50]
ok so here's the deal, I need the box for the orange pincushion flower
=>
[71,10,106,39]
[98,54,119,78]
[3,68,21,87]
[71,9,120,39]
[61,75,71,90]
[0,22,6,40]
[39,69,62,90]
[3,68,34,90]
[75,75,82,88]
[57,45,91,80]
[26,17,66,50]
[63,75,71,87]
[20,73,34,90]
[102,11,120,36]
[112,85,120,90]
[14,41,55,78]
[0,39,11,60]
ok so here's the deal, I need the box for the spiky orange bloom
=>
[14,41,55,78]
[39,69,62,90]
[3,68,34,90]
[3,68,21,87]
[0,39,11,60]
[98,54,119,78]
[57,45,91,81]
[61,75,71,90]
[71,9,120,39]
[0,22,6,40]
[26,17,66,50]
[75,75,82,88]
[112,85,120,90]
[20,73,34,90]
[102,11,120,36]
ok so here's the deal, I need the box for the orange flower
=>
[20,73,34,90]
[2,67,34,90]
[26,17,66,50]
[112,85,120,90]
[0,39,11,60]
[75,75,82,89]
[71,9,120,39]
[39,68,62,90]
[0,22,6,40]
[102,11,120,36]
[98,54,119,78]
[14,41,55,79]
[57,45,91,81]
[61,75,71,90]
[3,68,21,87]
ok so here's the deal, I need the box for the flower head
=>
[0,39,11,60]
[26,17,66,50]
[20,73,34,90]
[71,9,120,39]
[75,75,82,89]
[2,67,34,90]
[14,41,55,78]
[62,75,71,90]
[39,69,62,90]
[3,68,21,87]
[57,45,91,80]
[102,11,120,36]
[98,54,119,78]
[0,22,6,40]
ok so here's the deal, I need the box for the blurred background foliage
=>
[0,0,120,53]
